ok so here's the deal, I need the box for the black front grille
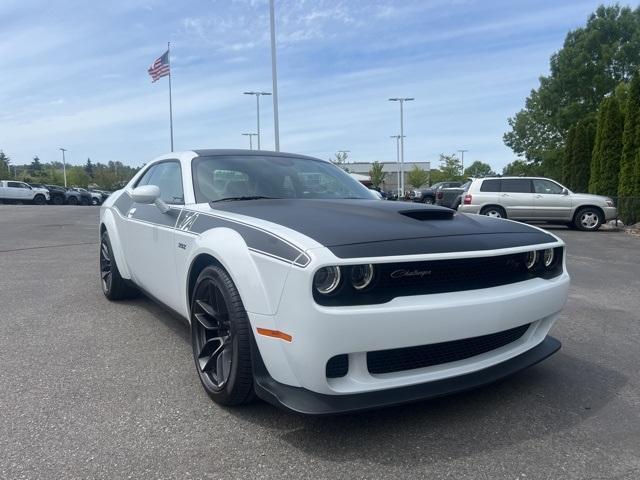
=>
[326,354,349,378]
[314,248,563,306]
[367,323,531,375]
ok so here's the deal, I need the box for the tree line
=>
[504,4,640,223]
[0,150,139,190]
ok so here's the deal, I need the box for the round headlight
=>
[350,264,374,290]
[314,266,341,294]
[543,248,554,268]
[525,251,538,270]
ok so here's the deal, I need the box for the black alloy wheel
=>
[91,197,100,206]
[99,231,138,300]
[33,194,46,205]
[67,196,78,205]
[191,265,254,406]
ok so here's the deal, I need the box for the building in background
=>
[345,161,431,193]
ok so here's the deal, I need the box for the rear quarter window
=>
[480,179,501,192]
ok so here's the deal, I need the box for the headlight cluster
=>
[525,248,558,270]
[314,264,375,295]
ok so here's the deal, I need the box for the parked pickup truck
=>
[0,180,50,204]
[435,181,471,209]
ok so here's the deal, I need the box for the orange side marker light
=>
[256,328,293,342]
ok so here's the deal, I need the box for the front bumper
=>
[253,335,561,415]
[458,204,481,214]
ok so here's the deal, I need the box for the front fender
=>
[100,207,132,279]
[186,227,292,317]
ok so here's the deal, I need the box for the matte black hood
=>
[211,199,557,258]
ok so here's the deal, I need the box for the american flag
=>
[148,50,170,82]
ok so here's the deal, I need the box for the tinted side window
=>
[533,179,564,194]
[147,162,184,204]
[480,179,501,192]
[7,182,21,188]
[501,179,532,193]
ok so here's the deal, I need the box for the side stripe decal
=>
[109,193,309,267]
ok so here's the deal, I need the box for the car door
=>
[6,182,31,200]
[532,179,573,220]
[499,179,534,219]
[121,160,185,312]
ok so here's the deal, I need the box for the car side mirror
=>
[561,188,569,195]
[130,185,170,213]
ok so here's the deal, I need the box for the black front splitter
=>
[252,336,561,415]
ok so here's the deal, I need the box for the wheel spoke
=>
[101,243,110,262]
[198,336,226,373]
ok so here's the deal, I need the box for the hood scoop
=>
[399,209,454,221]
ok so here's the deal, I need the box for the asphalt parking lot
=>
[1,205,639,479]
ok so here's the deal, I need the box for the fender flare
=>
[100,208,132,279]
[185,227,282,316]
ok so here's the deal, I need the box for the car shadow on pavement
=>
[228,352,627,467]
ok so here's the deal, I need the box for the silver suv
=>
[458,177,617,231]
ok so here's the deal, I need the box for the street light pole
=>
[458,149,468,175]
[242,133,258,150]
[389,98,414,196]
[243,92,271,150]
[390,135,405,196]
[269,0,280,151]
[59,148,67,187]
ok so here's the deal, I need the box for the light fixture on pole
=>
[242,133,258,150]
[59,148,67,187]
[389,98,414,195]
[243,91,271,150]
[390,135,405,196]
[269,0,280,151]
[458,149,468,175]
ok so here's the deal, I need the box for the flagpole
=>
[167,42,174,152]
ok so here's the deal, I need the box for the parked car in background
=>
[411,181,463,204]
[71,187,101,205]
[436,181,471,209]
[0,180,49,204]
[458,177,617,231]
[90,188,111,203]
[29,183,81,205]
[99,149,569,414]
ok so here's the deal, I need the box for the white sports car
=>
[99,150,569,414]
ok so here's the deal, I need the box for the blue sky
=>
[0,0,623,171]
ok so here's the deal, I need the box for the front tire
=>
[91,197,100,206]
[422,197,434,205]
[67,196,78,205]
[480,205,506,218]
[191,265,254,406]
[574,207,603,231]
[100,231,138,300]
[52,195,64,205]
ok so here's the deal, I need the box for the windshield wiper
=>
[210,196,279,203]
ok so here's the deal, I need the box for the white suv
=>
[458,177,617,231]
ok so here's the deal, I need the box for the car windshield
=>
[192,155,372,203]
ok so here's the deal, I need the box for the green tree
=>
[406,165,429,189]
[85,158,94,178]
[30,156,43,174]
[504,5,640,167]
[330,151,350,172]
[439,154,463,180]
[589,95,625,195]
[502,159,543,176]
[0,150,10,177]
[368,161,386,189]
[572,116,597,192]
[619,72,640,222]
[562,125,577,187]
[463,161,494,178]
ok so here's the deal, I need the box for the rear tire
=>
[480,205,506,218]
[191,265,255,406]
[81,197,90,206]
[33,194,46,205]
[100,231,139,300]
[573,207,603,231]
[423,197,434,205]
[91,197,100,206]
[67,196,78,205]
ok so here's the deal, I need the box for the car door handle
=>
[535,194,543,198]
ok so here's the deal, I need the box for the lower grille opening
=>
[367,323,531,375]
[326,354,349,378]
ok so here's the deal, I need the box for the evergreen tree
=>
[572,116,596,192]
[30,156,43,174]
[0,150,10,176]
[590,96,624,195]
[85,158,94,178]
[563,125,577,187]
[620,73,640,197]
